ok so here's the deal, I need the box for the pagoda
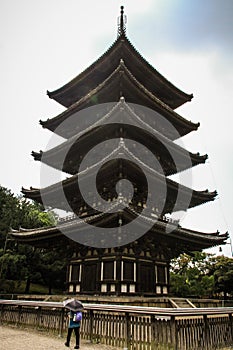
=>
[10,7,227,296]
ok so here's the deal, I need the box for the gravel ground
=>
[0,326,122,350]
[1,325,232,349]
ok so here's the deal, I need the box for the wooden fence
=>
[0,300,233,349]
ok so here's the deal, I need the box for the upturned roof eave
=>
[34,145,207,178]
[9,208,228,249]
[33,120,207,176]
[47,33,192,109]
[41,62,199,138]
[21,157,217,212]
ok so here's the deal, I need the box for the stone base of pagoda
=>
[67,281,168,296]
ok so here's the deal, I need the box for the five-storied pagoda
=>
[10,7,227,296]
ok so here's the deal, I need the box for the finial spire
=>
[117,5,127,37]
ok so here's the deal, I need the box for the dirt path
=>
[0,326,122,350]
[1,325,232,350]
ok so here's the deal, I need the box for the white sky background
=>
[0,0,232,256]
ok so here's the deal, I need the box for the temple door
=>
[81,261,97,293]
[140,262,155,294]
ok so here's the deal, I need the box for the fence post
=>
[0,304,4,325]
[203,314,209,349]
[171,315,178,350]
[36,306,41,329]
[229,313,233,344]
[89,310,94,343]
[124,312,131,350]
[151,314,155,347]
[17,305,22,326]
[59,308,65,337]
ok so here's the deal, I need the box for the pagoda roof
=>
[9,204,228,251]
[32,129,208,176]
[47,32,192,110]
[41,61,199,139]
[22,145,217,214]
[34,115,207,177]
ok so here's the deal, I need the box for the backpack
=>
[73,311,82,322]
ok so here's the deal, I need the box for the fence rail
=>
[0,300,233,349]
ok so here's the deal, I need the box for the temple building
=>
[10,7,227,296]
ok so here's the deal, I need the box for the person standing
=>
[65,310,81,349]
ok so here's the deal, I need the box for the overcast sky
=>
[0,0,232,256]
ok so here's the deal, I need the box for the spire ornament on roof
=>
[118,6,127,37]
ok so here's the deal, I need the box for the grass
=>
[0,279,63,295]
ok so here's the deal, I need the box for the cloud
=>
[174,0,233,51]
[129,0,233,58]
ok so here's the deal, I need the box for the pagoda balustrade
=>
[57,211,180,227]
[58,214,76,224]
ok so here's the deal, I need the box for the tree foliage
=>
[210,255,233,298]
[0,185,67,294]
[170,251,233,298]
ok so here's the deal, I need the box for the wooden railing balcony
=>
[0,299,233,349]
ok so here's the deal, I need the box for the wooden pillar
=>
[66,264,70,292]
[96,257,101,293]
[116,256,121,295]
[137,259,142,295]
[167,262,170,294]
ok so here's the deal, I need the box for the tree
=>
[170,252,215,298]
[0,185,64,294]
[210,255,233,298]
[38,248,67,294]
